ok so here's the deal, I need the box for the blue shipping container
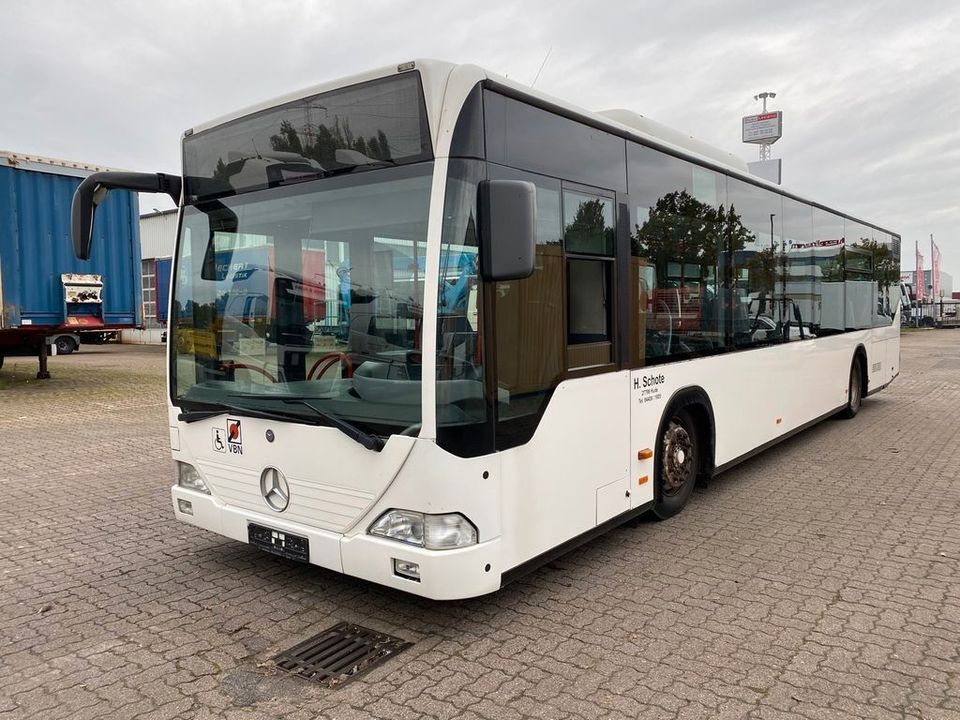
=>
[0,153,142,333]
[156,257,172,323]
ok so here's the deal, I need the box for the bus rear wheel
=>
[839,360,863,419]
[653,407,699,520]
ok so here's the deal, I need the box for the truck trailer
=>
[0,152,142,376]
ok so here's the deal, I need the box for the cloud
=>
[2,0,957,278]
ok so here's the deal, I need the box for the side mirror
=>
[72,172,181,260]
[478,179,536,281]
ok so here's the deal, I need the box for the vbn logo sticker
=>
[212,419,243,455]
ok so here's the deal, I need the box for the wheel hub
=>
[662,420,694,495]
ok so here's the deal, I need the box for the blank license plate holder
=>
[248,523,309,563]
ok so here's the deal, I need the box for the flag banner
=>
[917,245,925,302]
[932,240,942,299]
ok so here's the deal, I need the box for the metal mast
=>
[753,92,777,161]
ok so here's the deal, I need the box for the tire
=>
[0,353,4,369]
[55,336,77,355]
[839,359,863,419]
[652,407,700,520]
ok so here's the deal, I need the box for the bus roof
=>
[185,59,899,241]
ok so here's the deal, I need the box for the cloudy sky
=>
[3,0,958,280]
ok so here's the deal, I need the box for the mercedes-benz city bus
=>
[71,60,900,600]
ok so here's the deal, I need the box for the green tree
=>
[632,190,755,285]
[743,246,777,293]
[564,198,611,254]
[269,115,392,167]
[853,238,900,287]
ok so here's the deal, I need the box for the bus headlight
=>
[177,462,210,494]
[425,513,479,550]
[369,510,477,550]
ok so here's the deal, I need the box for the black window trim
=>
[481,80,898,243]
[560,180,620,376]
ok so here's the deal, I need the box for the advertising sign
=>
[742,111,783,144]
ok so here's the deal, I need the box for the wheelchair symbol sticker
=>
[212,427,227,453]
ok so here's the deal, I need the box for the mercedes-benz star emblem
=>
[259,467,290,512]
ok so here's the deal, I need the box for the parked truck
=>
[0,152,141,377]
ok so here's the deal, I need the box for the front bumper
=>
[171,486,502,600]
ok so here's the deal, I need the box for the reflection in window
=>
[488,166,565,450]
[726,178,789,347]
[781,198,815,340]
[628,147,728,363]
[631,146,720,364]
[172,164,434,437]
[564,189,615,368]
[867,231,901,324]
[184,73,432,202]
[626,144,898,367]
[436,160,488,456]
[563,192,614,256]
[811,209,846,334]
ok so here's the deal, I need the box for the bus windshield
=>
[171,163,433,438]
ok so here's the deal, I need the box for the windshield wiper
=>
[203,394,384,452]
[178,401,319,426]
[280,399,385,452]
[325,159,396,175]
[178,407,226,423]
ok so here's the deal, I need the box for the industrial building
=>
[123,208,176,345]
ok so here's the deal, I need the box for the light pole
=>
[754,91,776,112]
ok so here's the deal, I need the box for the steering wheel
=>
[307,351,354,380]
[219,361,277,383]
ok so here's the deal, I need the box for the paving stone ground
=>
[1,333,958,720]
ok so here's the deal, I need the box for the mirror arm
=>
[78,171,182,204]
[72,171,182,260]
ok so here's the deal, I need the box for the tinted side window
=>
[627,144,727,366]
[564,191,615,256]
[437,160,491,457]
[484,91,627,193]
[726,179,787,347]
[488,165,565,450]
[184,73,432,203]
[871,230,900,324]
[844,221,875,330]
[564,188,615,368]
[781,197,815,338]
[450,84,485,159]
[812,209,846,334]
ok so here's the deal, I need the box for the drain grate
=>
[273,622,412,688]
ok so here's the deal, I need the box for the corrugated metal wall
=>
[139,211,178,259]
[0,165,142,329]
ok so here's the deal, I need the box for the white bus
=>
[72,60,900,600]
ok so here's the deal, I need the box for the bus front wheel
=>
[653,407,699,520]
